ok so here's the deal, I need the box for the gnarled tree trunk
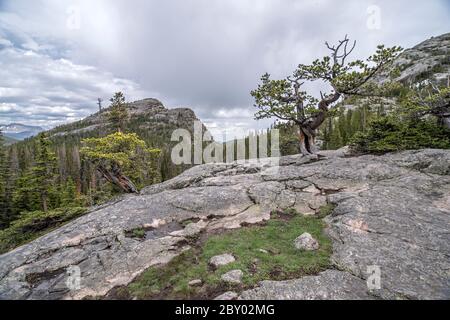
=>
[97,164,138,193]
[297,126,317,155]
[297,92,342,155]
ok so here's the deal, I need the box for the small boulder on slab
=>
[294,232,319,251]
[214,291,238,300]
[221,269,243,284]
[209,254,235,269]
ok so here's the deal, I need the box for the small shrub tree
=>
[81,132,161,193]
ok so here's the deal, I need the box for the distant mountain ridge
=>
[2,98,206,143]
[0,123,44,140]
[10,98,208,183]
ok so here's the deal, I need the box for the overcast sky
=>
[0,0,449,139]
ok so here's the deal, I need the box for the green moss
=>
[270,207,298,218]
[125,227,146,239]
[180,218,199,227]
[316,203,337,219]
[0,207,88,254]
[126,215,332,299]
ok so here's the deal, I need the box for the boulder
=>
[221,270,243,284]
[209,254,235,269]
[294,233,319,251]
[214,291,238,300]
[188,279,202,286]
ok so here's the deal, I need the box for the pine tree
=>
[350,108,363,135]
[361,104,369,131]
[32,133,57,212]
[337,113,348,145]
[108,92,128,132]
[80,132,161,193]
[12,168,39,214]
[321,117,333,150]
[60,177,79,207]
[329,121,344,149]
[0,130,13,228]
[346,109,354,138]
[0,129,5,205]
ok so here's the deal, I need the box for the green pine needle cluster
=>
[350,117,450,153]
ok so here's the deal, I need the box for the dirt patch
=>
[25,268,66,287]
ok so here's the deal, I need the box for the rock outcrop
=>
[375,32,450,86]
[0,149,449,300]
[49,98,207,138]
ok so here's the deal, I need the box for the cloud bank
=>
[0,0,449,137]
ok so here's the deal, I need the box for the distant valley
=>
[0,123,44,141]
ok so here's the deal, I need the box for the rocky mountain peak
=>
[48,98,205,139]
[125,98,165,114]
[375,32,450,85]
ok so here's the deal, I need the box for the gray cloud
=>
[0,45,146,128]
[0,0,449,137]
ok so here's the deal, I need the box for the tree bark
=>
[41,194,48,213]
[297,125,317,155]
[97,165,138,193]
[297,129,311,155]
[303,127,317,154]
[297,92,342,155]
[310,92,341,130]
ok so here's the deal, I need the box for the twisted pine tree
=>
[81,132,161,193]
[251,35,402,155]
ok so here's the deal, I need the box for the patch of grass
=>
[270,207,298,218]
[0,207,88,254]
[316,203,337,219]
[126,215,332,299]
[125,227,146,239]
[180,218,200,228]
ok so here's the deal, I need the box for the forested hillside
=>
[0,96,207,250]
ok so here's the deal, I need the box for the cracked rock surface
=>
[0,149,449,300]
[239,270,376,300]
